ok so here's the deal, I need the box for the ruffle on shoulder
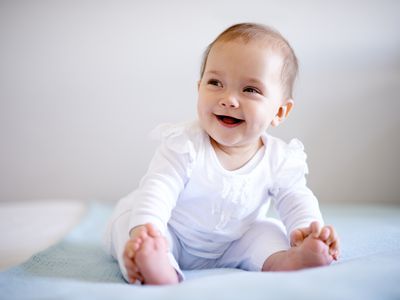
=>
[149,121,200,163]
[286,138,308,171]
[269,138,309,194]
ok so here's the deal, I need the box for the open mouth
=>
[215,114,244,127]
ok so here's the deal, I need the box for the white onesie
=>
[103,121,323,281]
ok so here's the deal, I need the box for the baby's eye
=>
[243,86,261,94]
[207,79,223,87]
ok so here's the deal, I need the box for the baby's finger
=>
[145,223,161,237]
[127,270,144,283]
[290,230,303,247]
[310,221,321,238]
[298,227,312,238]
[132,239,142,252]
[290,226,313,246]
[325,225,338,246]
[329,238,340,260]
[125,238,143,257]
[129,276,137,284]
[123,245,135,259]
[319,226,331,242]
[124,255,139,273]
[138,230,149,240]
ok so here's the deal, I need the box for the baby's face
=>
[197,40,286,148]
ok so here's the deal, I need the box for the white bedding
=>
[1,201,400,300]
[0,200,86,270]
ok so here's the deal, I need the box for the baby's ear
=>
[271,99,294,127]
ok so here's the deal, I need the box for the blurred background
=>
[0,0,399,205]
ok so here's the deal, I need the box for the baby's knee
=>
[247,219,287,239]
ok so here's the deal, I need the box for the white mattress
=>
[1,201,399,300]
[0,200,86,270]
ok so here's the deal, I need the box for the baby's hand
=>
[290,221,340,260]
[123,223,161,283]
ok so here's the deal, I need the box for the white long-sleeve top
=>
[115,121,323,258]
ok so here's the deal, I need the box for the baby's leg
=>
[103,209,135,283]
[134,224,179,285]
[219,219,332,272]
[217,219,290,271]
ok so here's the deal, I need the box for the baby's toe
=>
[304,236,329,254]
[153,235,169,251]
[138,236,156,254]
[320,227,331,242]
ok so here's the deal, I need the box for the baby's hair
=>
[200,23,298,100]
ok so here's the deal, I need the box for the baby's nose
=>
[219,94,239,108]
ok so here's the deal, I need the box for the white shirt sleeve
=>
[271,139,323,236]
[127,123,196,236]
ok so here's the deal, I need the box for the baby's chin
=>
[214,129,266,149]
[209,133,251,149]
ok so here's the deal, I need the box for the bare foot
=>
[262,234,333,271]
[134,229,179,285]
[123,239,144,283]
[123,223,159,284]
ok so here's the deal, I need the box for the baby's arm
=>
[107,124,194,284]
[271,140,340,261]
[290,221,340,260]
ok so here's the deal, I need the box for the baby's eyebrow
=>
[246,78,266,90]
[246,78,263,85]
[205,70,224,76]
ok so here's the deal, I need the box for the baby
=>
[103,23,340,285]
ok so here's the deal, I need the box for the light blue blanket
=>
[1,203,400,300]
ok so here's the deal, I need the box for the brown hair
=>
[200,23,298,99]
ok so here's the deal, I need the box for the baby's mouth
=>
[215,114,245,127]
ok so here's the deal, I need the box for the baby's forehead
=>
[211,39,285,67]
[213,38,286,60]
[209,39,286,86]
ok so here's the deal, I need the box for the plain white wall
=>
[0,0,399,204]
